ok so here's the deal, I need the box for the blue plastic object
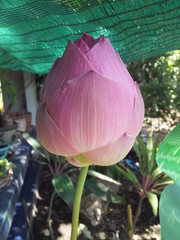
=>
[0,144,10,159]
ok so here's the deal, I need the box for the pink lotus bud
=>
[36,33,144,167]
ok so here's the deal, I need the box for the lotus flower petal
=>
[41,40,92,103]
[126,82,145,136]
[66,158,90,167]
[67,134,135,167]
[36,33,144,167]
[67,154,92,167]
[36,103,79,156]
[74,33,100,53]
[86,36,135,95]
[46,70,134,153]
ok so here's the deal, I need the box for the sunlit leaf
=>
[155,175,173,186]
[23,132,50,160]
[151,167,162,178]
[147,130,153,160]
[85,179,125,205]
[147,191,158,216]
[88,170,121,186]
[156,124,180,184]
[149,134,159,173]
[52,173,75,210]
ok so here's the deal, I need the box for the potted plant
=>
[0,158,14,188]
[0,70,19,143]
[0,69,32,140]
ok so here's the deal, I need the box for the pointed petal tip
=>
[99,35,105,41]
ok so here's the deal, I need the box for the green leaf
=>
[108,165,120,181]
[52,173,75,210]
[147,191,158,216]
[155,175,173,186]
[147,130,153,160]
[151,167,162,178]
[85,179,125,205]
[149,134,159,173]
[22,132,50,161]
[90,165,106,174]
[88,170,121,186]
[152,190,162,195]
[115,165,141,189]
[156,124,180,184]
[133,141,144,174]
[159,183,180,240]
[137,136,149,174]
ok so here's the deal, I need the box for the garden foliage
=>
[115,131,173,226]
[156,124,180,240]
[127,50,180,119]
[23,133,125,208]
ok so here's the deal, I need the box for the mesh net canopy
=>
[0,0,180,74]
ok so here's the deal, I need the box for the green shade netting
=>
[0,0,180,74]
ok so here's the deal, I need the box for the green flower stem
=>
[71,166,89,240]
